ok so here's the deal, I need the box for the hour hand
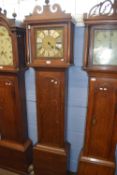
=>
[48,42,54,49]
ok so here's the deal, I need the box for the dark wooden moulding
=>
[78,0,117,175]
[24,0,74,174]
[0,9,32,175]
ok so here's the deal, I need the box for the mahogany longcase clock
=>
[0,9,32,174]
[25,0,74,174]
[78,1,117,175]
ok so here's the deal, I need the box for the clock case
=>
[0,10,32,174]
[78,1,117,175]
[25,1,74,175]
[25,2,74,68]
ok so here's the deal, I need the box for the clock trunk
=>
[33,68,70,175]
[0,11,32,174]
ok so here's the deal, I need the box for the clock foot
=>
[0,139,32,175]
[33,143,70,175]
[77,151,115,175]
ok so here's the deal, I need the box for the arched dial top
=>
[0,26,13,66]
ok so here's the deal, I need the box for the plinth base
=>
[77,151,115,175]
[33,143,70,175]
[0,139,32,175]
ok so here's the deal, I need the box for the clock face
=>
[35,28,64,58]
[0,26,13,66]
[92,29,117,65]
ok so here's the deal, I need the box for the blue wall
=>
[25,26,88,172]
[67,26,88,171]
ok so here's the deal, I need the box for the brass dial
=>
[0,26,13,66]
[36,28,63,58]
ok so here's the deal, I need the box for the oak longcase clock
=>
[25,0,74,174]
[78,1,117,175]
[0,9,32,174]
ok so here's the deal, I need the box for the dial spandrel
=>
[0,26,13,66]
[36,28,64,58]
[92,29,117,65]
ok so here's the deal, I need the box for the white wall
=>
[0,0,103,22]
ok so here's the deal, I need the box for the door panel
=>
[0,77,18,141]
[87,78,116,158]
[36,70,65,147]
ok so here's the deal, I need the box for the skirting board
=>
[0,168,76,175]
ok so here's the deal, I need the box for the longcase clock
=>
[78,1,117,175]
[0,9,32,174]
[25,0,74,174]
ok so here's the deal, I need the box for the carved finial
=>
[12,12,17,19]
[88,0,113,17]
[3,9,7,16]
[45,0,49,5]
[0,8,7,16]
[27,0,71,19]
[0,8,2,13]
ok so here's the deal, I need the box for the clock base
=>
[77,151,115,175]
[33,143,70,175]
[0,139,32,175]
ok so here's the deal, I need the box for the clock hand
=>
[48,41,54,49]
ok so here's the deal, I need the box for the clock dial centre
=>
[42,35,56,49]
